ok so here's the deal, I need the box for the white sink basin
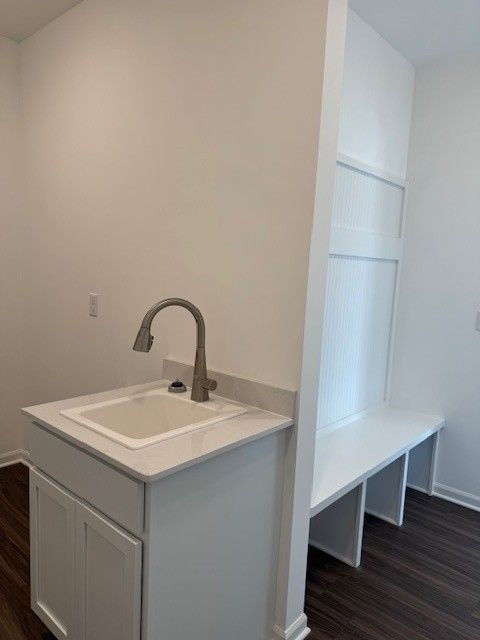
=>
[60,387,247,449]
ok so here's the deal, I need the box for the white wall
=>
[338,10,415,179]
[0,36,23,455]
[276,2,347,636]
[19,0,330,413]
[391,51,480,507]
[15,4,344,637]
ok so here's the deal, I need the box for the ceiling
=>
[1,0,479,61]
[0,0,83,41]
[349,0,480,65]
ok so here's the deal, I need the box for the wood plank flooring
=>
[0,463,54,639]
[0,465,479,639]
[306,488,480,640]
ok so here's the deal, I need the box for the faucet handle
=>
[202,378,217,391]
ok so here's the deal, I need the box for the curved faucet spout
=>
[135,298,205,349]
[133,298,216,402]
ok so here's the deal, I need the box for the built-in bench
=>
[309,407,445,567]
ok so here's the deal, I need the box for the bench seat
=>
[309,406,445,566]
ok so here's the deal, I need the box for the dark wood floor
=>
[306,488,480,640]
[1,465,479,639]
[0,464,54,639]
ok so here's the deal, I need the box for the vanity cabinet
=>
[25,407,289,640]
[30,468,142,640]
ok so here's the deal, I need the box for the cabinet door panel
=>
[30,468,75,640]
[75,502,142,640]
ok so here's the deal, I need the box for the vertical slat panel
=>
[318,159,406,429]
[318,255,397,427]
[333,163,404,238]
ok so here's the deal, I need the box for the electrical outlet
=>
[89,293,99,317]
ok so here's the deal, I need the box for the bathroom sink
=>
[60,386,247,449]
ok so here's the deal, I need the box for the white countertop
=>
[311,406,445,516]
[23,380,293,483]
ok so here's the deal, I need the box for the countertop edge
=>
[26,413,293,483]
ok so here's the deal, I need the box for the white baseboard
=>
[433,483,480,513]
[408,480,480,513]
[0,449,30,469]
[272,613,310,640]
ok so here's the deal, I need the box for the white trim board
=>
[433,483,480,513]
[317,402,386,435]
[336,152,407,188]
[0,449,30,469]
[272,2,348,638]
[385,181,409,402]
[407,482,429,493]
[330,227,403,261]
[272,613,310,640]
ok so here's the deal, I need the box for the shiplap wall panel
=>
[318,159,405,430]
[318,255,397,428]
[333,163,404,238]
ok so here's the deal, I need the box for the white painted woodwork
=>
[273,1,348,638]
[366,452,409,526]
[310,408,444,567]
[30,468,75,640]
[0,448,29,469]
[318,255,398,427]
[432,482,480,513]
[337,9,415,177]
[333,161,404,237]
[336,153,407,189]
[407,432,439,495]
[309,482,366,567]
[271,614,311,640]
[75,502,142,640]
[311,407,444,516]
[318,157,407,429]
[330,227,403,261]
[29,424,144,535]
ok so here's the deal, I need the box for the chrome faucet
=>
[133,298,217,402]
